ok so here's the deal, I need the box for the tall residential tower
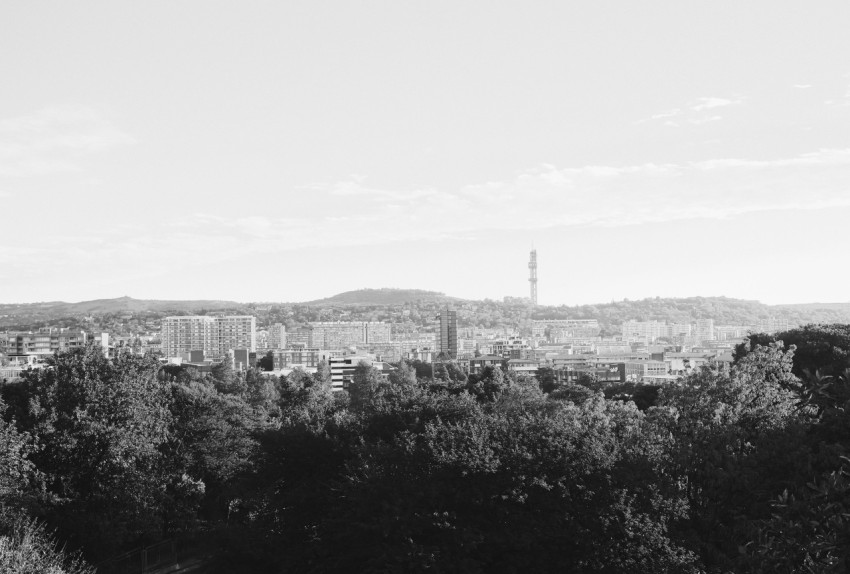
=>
[435,307,458,360]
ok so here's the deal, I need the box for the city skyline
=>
[2,2,850,306]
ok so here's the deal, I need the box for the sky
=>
[1,1,849,306]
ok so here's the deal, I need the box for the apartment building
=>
[161,315,256,359]
[532,319,600,342]
[261,323,287,350]
[435,308,458,360]
[0,328,89,359]
[621,320,669,344]
[308,321,392,349]
[695,319,715,344]
[491,337,534,360]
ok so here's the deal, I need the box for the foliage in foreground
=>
[2,324,850,572]
[0,514,93,574]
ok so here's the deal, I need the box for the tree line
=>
[2,324,850,572]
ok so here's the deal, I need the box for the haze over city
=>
[2,1,849,305]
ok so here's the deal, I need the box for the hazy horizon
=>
[3,2,849,306]
[3,288,848,308]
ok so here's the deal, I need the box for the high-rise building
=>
[161,315,256,359]
[435,308,458,360]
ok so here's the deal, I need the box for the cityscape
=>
[0,251,820,390]
[3,1,850,572]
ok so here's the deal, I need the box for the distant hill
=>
[531,296,850,331]
[303,288,461,306]
[0,296,244,318]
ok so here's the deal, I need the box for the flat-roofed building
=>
[625,360,668,382]
[161,315,256,360]
[329,355,370,392]
[469,354,503,375]
[491,337,534,360]
[695,319,715,344]
[273,348,325,370]
[0,328,88,360]
[506,358,539,375]
[262,323,286,349]
[308,321,392,349]
[365,322,392,344]
[435,308,458,360]
[532,319,601,342]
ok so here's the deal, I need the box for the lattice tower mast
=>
[528,249,538,306]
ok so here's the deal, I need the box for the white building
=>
[695,319,715,344]
[161,315,256,359]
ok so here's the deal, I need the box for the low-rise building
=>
[469,354,504,375]
[625,360,668,382]
[0,328,89,360]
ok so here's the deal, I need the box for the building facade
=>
[0,328,88,359]
[695,319,715,344]
[307,321,392,349]
[532,319,600,341]
[435,308,458,360]
[161,315,256,359]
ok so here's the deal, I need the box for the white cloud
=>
[0,106,134,177]
[639,96,742,126]
[793,84,812,89]
[691,97,739,111]
[687,115,723,125]
[324,180,440,201]
[10,148,847,277]
[648,108,682,121]
[149,148,850,255]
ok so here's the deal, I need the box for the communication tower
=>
[528,249,538,306]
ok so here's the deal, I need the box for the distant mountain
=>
[303,288,461,306]
[0,296,244,318]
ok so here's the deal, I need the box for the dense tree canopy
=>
[4,328,850,571]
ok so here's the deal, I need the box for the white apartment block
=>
[531,319,600,341]
[756,316,791,334]
[621,321,695,344]
[308,321,392,350]
[0,328,89,359]
[267,323,287,349]
[161,315,256,359]
[695,319,715,343]
[622,320,669,344]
